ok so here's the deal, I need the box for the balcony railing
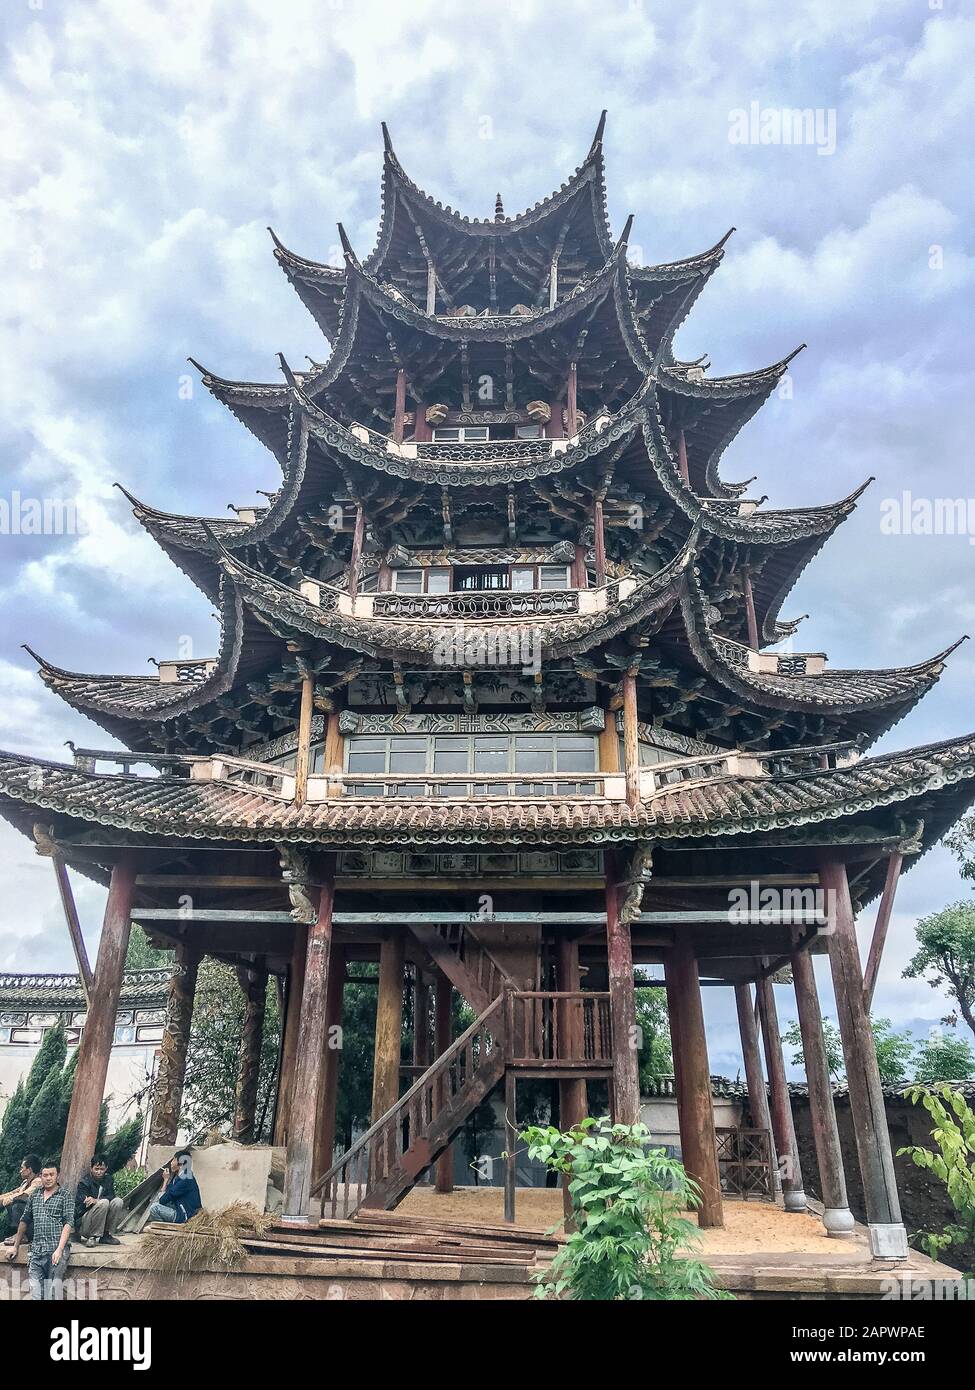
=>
[711,635,827,677]
[340,772,607,800]
[371,588,580,620]
[507,991,613,1069]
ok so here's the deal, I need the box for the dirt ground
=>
[397,1186,868,1256]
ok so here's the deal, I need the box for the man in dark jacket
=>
[146,1151,202,1225]
[75,1155,125,1246]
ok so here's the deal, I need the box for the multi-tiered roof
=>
[2,115,972,903]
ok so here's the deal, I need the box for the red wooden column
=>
[593,495,607,587]
[818,855,908,1257]
[791,946,854,1237]
[232,961,268,1143]
[61,855,138,1192]
[392,367,407,443]
[434,971,454,1194]
[347,504,366,601]
[604,851,640,1126]
[546,395,564,440]
[666,939,723,1228]
[566,362,578,436]
[621,670,640,809]
[755,975,806,1212]
[371,931,406,1124]
[149,941,200,1146]
[314,947,346,1181]
[273,922,307,1146]
[281,871,336,1225]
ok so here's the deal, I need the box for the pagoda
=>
[4,115,974,1255]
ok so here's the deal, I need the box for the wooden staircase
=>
[313,997,506,1219]
[405,920,520,1013]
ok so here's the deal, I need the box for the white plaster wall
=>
[0,1044,155,1131]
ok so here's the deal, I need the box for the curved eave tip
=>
[21,644,46,667]
[112,481,143,509]
[615,213,635,255]
[717,226,736,250]
[267,225,285,253]
[938,634,970,663]
[186,356,214,382]
[781,343,807,368]
[276,352,299,390]
[381,120,395,156]
[589,110,608,156]
[847,476,876,504]
[337,222,359,265]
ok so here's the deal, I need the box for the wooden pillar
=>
[666,939,723,1228]
[621,671,640,808]
[863,852,904,1009]
[504,1068,517,1223]
[598,710,620,774]
[791,946,854,1236]
[755,974,806,1211]
[282,872,335,1224]
[425,262,436,316]
[314,947,346,1180]
[392,367,407,443]
[742,568,760,651]
[294,673,315,804]
[413,970,431,1070]
[149,942,200,1146]
[677,427,690,487]
[593,495,607,586]
[413,405,433,442]
[556,936,586,1224]
[818,855,907,1257]
[233,962,268,1144]
[605,851,640,1125]
[566,361,578,436]
[61,855,137,1192]
[347,503,366,601]
[434,971,454,1193]
[545,395,564,440]
[273,923,307,1146]
[371,931,406,1124]
[52,854,92,1002]
[323,709,344,798]
[734,983,773,1139]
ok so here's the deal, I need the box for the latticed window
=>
[343,731,598,795]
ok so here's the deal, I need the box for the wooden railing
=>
[371,587,579,620]
[313,997,505,1219]
[343,771,604,799]
[507,991,612,1070]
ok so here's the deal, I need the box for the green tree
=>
[125,923,169,971]
[635,987,673,1091]
[784,1017,845,1081]
[903,902,975,1039]
[23,1021,68,1106]
[871,1017,915,1082]
[913,1034,975,1082]
[520,1117,730,1301]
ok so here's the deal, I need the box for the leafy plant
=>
[782,1014,913,1082]
[898,1083,975,1266]
[519,1117,730,1301]
[912,1034,975,1082]
[903,901,975,1038]
[113,1165,147,1200]
[784,1016,845,1081]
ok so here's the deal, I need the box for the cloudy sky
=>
[1,0,973,1076]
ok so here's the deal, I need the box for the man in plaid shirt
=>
[4,1159,73,1299]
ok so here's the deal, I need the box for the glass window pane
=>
[540,566,569,589]
[556,735,597,773]
[426,567,451,594]
[463,427,489,441]
[514,734,554,773]
[347,738,387,773]
[511,567,534,591]
[433,428,461,441]
[432,737,469,772]
[393,569,423,593]
[473,736,507,773]
[515,424,542,439]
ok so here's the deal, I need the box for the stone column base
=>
[783,1188,807,1212]
[822,1206,856,1238]
[869,1222,909,1258]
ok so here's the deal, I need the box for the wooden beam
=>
[52,853,93,1004]
[294,673,315,805]
[348,503,365,600]
[61,855,137,1191]
[743,568,760,651]
[862,852,904,1009]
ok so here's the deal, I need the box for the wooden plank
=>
[862,852,903,1009]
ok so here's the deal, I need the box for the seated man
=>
[75,1154,125,1247]
[4,1158,73,1300]
[146,1151,202,1225]
[1,1154,42,1245]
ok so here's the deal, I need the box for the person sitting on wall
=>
[146,1151,202,1225]
[1,1154,42,1246]
[4,1158,73,1300]
[75,1154,125,1247]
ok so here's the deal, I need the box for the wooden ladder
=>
[313,996,507,1219]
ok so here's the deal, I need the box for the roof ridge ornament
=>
[588,109,608,158]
